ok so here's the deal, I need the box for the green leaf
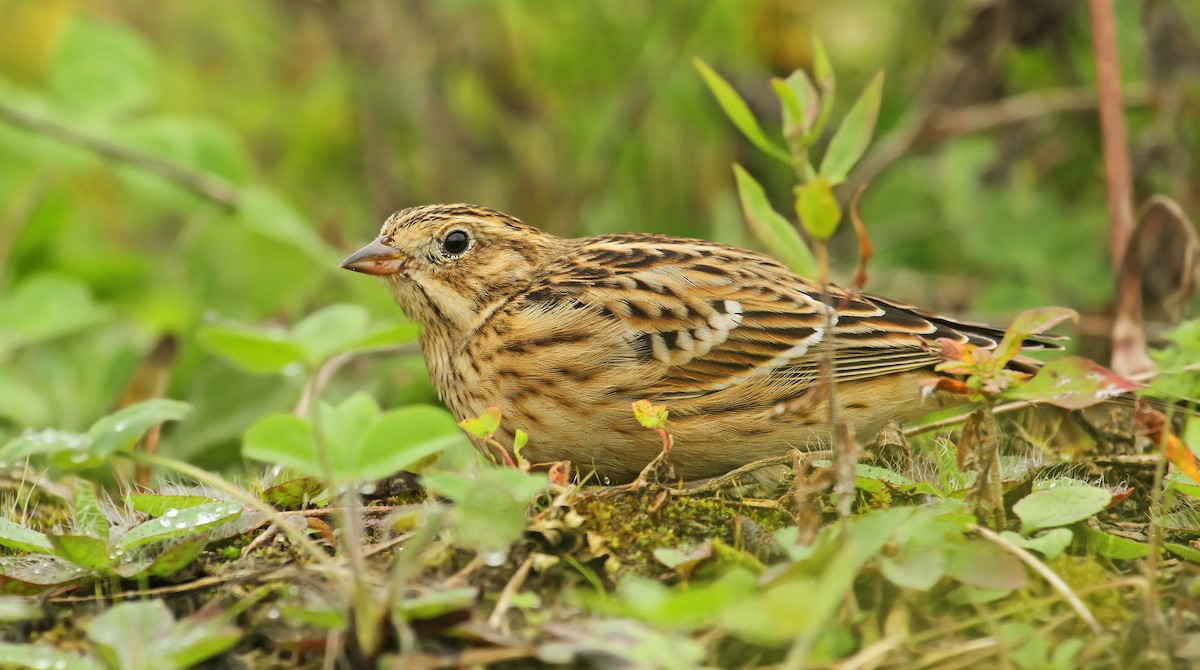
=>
[772,70,819,145]
[353,405,466,481]
[87,601,174,670]
[693,58,790,163]
[0,274,111,352]
[0,556,85,595]
[395,587,479,621]
[72,481,109,543]
[999,528,1073,559]
[0,518,54,555]
[140,536,211,579]
[116,502,241,551]
[733,165,816,277]
[945,539,1028,590]
[347,322,420,352]
[1013,484,1112,533]
[819,71,883,185]
[243,414,322,477]
[0,643,105,670]
[795,177,842,241]
[879,542,945,591]
[88,399,192,459]
[0,429,92,466]
[237,186,338,266]
[459,407,503,439]
[48,15,158,117]
[198,324,308,374]
[47,534,111,572]
[125,494,217,517]
[1079,526,1150,559]
[0,371,50,426]
[1005,357,1141,410]
[1165,542,1200,563]
[261,477,325,509]
[812,36,835,90]
[423,468,548,554]
[291,304,371,364]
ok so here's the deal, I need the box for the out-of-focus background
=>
[1,0,1197,468]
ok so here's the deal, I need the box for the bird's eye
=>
[442,230,470,255]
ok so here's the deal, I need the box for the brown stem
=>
[0,103,240,208]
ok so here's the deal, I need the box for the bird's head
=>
[341,204,559,331]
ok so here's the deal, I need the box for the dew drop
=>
[175,522,187,529]
[165,508,179,518]
[266,608,281,620]
[113,422,128,432]
[159,519,173,528]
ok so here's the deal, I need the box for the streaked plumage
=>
[342,204,1050,482]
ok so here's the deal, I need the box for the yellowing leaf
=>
[458,407,502,439]
[632,400,668,430]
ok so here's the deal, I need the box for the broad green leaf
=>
[72,481,109,543]
[999,528,1073,559]
[819,71,883,185]
[0,274,111,351]
[347,322,420,352]
[198,325,308,374]
[945,539,1028,590]
[243,414,322,477]
[1013,484,1112,533]
[0,372,50,426]
[0,643,104,670]
[604,570,758,630]
[87,601,174,670]
[0,518,54,554]
[1079,526,1150,559]
[125,494,216,517]
[424,468,548,554]
[237,186,338,266]
[88,399,192,458]
[879,542,945,591]
[1165,542,1200,563]
[319,392,381,459]
[395,587,479,621]
[261,477,325,509]
[117,502,241,551]
[733,165,816,277]
[162,616,242,669]
[49,15,158,117]
[693,58,790,163]
[47,534,111,572]
[1005,357,1141,410]
[1165,472,1200,499]
[143,536,211,578]
[795,177,841,241]
[291,304,371,364]
[993,307,1078,366]
[0,556,85,595]
[0,429,92,465]
[355,405,466,481]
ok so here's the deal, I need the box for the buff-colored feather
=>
[342,204,1055,482]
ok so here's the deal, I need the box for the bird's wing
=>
[542,236,1054,401]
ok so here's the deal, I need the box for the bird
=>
[341,204,1052,483]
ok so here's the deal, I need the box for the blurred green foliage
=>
[0,0,1198,470]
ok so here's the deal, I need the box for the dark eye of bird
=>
[442,230,469,255]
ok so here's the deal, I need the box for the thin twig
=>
[971,524,1103,635]
[486,553,535,632]
[0,103,240,208]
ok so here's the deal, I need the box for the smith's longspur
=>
[342,204,1051,482]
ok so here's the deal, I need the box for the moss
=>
[573,491,790,576]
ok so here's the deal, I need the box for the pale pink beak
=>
[340,237,405,276]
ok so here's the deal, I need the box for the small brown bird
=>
[342,204,1043,482]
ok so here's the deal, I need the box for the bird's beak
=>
[340,237,405,276]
